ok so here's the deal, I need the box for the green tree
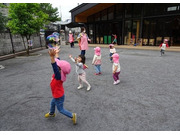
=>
[0,4,8,32]
[7,3,48,55]
[0,3,7,8]
[40,3,61,23]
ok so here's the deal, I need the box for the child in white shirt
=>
[109,44,116,62]
[92,47,102,75]
[159,39,169,56]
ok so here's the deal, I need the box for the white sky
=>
[51,2,80,21]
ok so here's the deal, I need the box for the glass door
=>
[172,17,180,46]
[124,20,132,45]
[132,20,140,45]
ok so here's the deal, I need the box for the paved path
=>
[0,44,180,131]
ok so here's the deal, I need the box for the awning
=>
[66,22,85,28]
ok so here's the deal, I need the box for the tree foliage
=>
[0,4,8,32]
[6,3,61,55]
[40,3,61,23]
[7,3,48,40]
[0,3,7,8]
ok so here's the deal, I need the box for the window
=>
[143,20,150,38]
[95,12,101,22]
[108,6,114,20]
[125,4,132,18]
[149,20,156,38]
[88,24,94,43]
[115,4,123,19]
[101,9,107,21]
[167,6,178,11]
[133,4,142,18]
[124,20,132,44]
[144,4,180,16]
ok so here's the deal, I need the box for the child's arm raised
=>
[49,49,61,80]
[55,46,60,59]
[48,49,56,63]
[69,55,77,63]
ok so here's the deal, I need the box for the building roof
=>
[69,3,116,23]
[69,3,88,12]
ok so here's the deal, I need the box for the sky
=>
[51,2,80,21]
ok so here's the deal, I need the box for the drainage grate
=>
[0,65,5,70]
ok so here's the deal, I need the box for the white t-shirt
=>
[92,55,101,65]
[161,43,166,50]
[110,48,116,53]
[112,63,121,72]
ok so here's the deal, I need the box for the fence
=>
[0,32,46,56]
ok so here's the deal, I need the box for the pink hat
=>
[94,47,101,56]
[164,39,168,42]
[112,53,119,63]
[109,44,114,48]
[55,58,71,82]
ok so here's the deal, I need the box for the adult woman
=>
[69,31,74,48]
[77,27,91,56]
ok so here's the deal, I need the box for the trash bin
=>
[104,36,107,44]
[108,36,111,44]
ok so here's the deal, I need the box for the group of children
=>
[45,31,170,126]
[44,35,120,125]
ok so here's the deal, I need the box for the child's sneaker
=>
[116,80,120,84]
[87,85,91,91]
[113,81,117,85]
[77,85,83,90]
[94,73,99,75]
[72,113,77,125]
[45,112,55,118]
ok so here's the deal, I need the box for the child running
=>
[159,39,169,56]
[69,54,91,91]
[92,47,102,75]
[109,44,116,62]
[112,34,117,45]
[112,53,121,85]
[45,48,77,125]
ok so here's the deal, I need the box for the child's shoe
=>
[45,112,55,118]
[99,72,102,75]
[87,85,91,91]
[94,73,99,75]
[77,85,83,90]
[116,80,120,84]
[72,113,77,125]
[113,81,117,85]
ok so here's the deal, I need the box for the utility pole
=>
[8,28,15,54]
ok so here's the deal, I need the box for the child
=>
[28,40,33,50]
[159,39,169,56]
[92,47,102,75]
[69,54,91,91]
[112,53,121,85]
[112,34,117,45]
[45,48,77,125]
[109,44,116,62]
